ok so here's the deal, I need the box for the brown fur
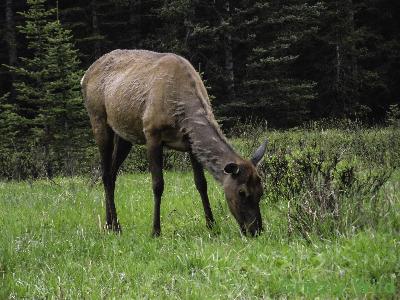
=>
[82,49,266,236]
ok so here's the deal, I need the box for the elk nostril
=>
[249,219,263,237]
[240,224,247,236]
[248,227,262,237]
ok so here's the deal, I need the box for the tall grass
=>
[1,124,399,297]
[1,173,399,298]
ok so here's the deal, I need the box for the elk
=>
[81,50,267,236]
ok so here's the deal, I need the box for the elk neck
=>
[179,97,242,183]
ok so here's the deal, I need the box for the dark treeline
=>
[2,0,400,125]
[0,0,399,179]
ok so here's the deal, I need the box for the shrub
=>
[263,141,394,240]
[386,104,400,128]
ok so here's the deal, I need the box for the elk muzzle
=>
[242,207,263,236]
[233,203,263,237]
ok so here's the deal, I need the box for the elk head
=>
[223,141,267,236]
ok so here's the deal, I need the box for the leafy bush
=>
[386,104,400,128]
[228,121,399,240]
[263,145,393,240]
[1,120,398,242]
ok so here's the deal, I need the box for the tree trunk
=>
[335,43,341,94]
[5,0,17,100]
[223,1,235,101]
[91,0,101,58]
[335,0,358,115]
[225,33,235,100]
[5,0,17,66]
[129,0,141,48]
[334,0,344,115]
[348,0,359,110]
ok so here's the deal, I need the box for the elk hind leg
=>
[90,118,121,232]
[107,134,132,232]
[111,135,132,177]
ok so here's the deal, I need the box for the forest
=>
[0,0,399,179]
[1,1,400,298]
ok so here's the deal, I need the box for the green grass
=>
[1,172,399,298]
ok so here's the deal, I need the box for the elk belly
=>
[162,127,190,151]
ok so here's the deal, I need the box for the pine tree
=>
[310,0,361,118]
[241,1,323,127]
[307,0,400,121]
[40,17,88,175]
[2,0,86,178]
[155,1,250,115]
[0,0,50,178]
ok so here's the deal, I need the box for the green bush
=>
[227,121,399,239]
[386,104,400,128]
[263,144,393,239]
[1,121,398,243]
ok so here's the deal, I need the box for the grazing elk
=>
[81,50,267,236]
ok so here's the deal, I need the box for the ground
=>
[1,172,399,298]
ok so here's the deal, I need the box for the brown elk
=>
[81,50,267,236]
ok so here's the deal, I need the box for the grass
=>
[1,172,399,298]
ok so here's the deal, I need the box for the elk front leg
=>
[190,152,215,229]
[147,135,164,237]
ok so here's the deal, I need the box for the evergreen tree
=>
[2,0,86,178]
[155,1,253,115]
[306,0,361,118]
[40,16,88,175]
[353,0,400,120]
[1,0,52,178]
[240,1,323,126]
[0,0,399,159]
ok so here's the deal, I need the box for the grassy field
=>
[1,171,399,298]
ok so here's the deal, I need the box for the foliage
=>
[386,104,400,128]
[0,119,398,296]
[1,1,400,126]
[264,145,393,240]
[226,122,400,239]
[0,1,399,296]
[1,0,89,179]
[239,1,323,127]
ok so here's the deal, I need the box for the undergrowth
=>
[1,124,399,241]
[1,121,400,297]
[0,173,399,298]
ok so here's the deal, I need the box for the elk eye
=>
[238,190,246,198]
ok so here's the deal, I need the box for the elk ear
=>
[251,139,268,166]
[224,162,240,175]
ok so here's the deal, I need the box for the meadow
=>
[1,127,399,298]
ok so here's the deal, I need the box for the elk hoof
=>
[208,222,221,236]
[206,219,216,230]
[152,228,161,238]
[104,222,122,234]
